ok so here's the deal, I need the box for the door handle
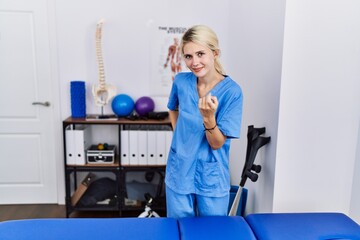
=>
[32,101,50,107]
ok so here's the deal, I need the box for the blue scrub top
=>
[166,72,243,197]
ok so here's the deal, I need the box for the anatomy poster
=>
[150,26,188,96]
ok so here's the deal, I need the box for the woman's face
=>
[182,41,217,79]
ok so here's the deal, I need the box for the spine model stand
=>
[92,19,116,113]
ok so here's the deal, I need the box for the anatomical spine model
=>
[92,19,116,108]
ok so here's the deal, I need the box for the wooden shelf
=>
[66,163,120,168]
[63,116,171,125]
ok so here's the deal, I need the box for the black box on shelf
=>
[86,145,116,164]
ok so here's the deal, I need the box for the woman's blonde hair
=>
[180,25,225,75]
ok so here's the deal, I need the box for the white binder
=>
[65,125,76,165]
[165,130,173,165]
[74,125,91,165]
[120,130,130,165]
[129,130,139,165]
[138,131,148,165]
[156,131,166,165]
[147,131,157,165]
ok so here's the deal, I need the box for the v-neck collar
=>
[192,74,229,100]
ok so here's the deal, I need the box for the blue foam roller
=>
[70,81,86,118]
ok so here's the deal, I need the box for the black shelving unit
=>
[62,117,171,218]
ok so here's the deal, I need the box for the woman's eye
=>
[184,55,192,59]
[197,52,204,57]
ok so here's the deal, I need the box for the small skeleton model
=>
[92,19,116,108]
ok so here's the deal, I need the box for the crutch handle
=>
[245,170,258,182]
[251,164,262,173]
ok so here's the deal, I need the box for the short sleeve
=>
[218,89,243,139]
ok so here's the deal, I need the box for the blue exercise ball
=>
[111,94,135,117]
[135,96,155,116]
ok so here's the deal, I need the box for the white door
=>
[0,0,58,203]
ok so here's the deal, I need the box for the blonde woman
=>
[166,25,243,218]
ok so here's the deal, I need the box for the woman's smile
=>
[192,66,203,72]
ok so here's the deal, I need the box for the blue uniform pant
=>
[166,185,229,218]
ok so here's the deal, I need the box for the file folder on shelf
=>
[120,130,130,165]
[147,131,157,165]
[138,131,148,165]
[74,125,91,165]
[156,131,166,165]
[129,130,139,165]
[65,125,76,165]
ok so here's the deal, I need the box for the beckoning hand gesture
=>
[198,92,218,119]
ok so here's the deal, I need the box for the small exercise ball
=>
[135,96,155,116]
[111,94,135,117]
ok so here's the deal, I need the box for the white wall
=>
[228,0,286,213]
[53,0,360,221]
[54,0,230,203]
[274,0,360,217]
[55,0,230,118]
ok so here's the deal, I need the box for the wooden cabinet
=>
[62,117,172,217]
